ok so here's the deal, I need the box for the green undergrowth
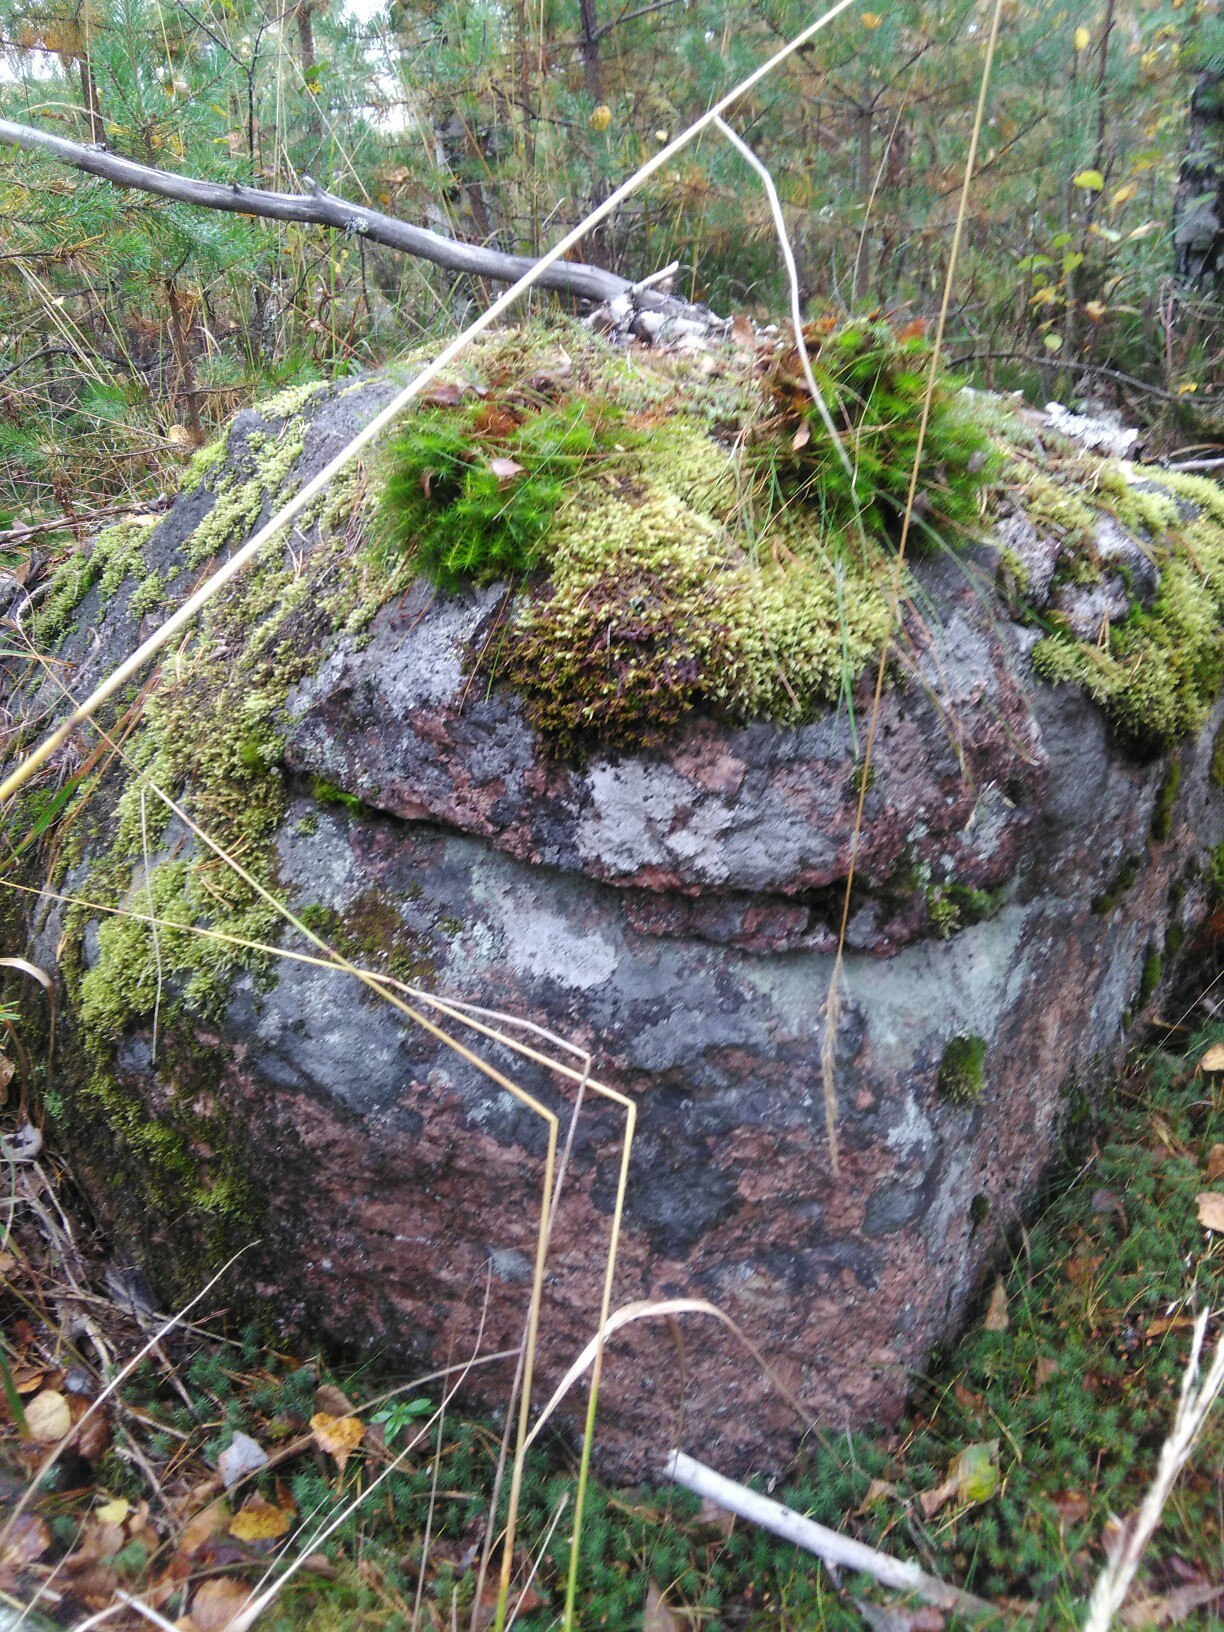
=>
[10,1029,1217,1632]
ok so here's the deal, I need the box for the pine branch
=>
[0,117,633,306]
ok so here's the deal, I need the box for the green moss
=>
[1091,853,1141,914]
[180,432,228,493]
[926,881,1005,938]
[255,378,326,419]
[181,416,308,569]
[31,515,158,645]
[1136,947,1163,1012]
[763,315,1001,542]
[311,776,366,813]
[1150,760,1182,841]
[937,1034,988,1105]
[1211,721,1224,787]
[129,570,165,618]
[378,400,612,591]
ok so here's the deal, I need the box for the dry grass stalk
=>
[1082,1309,1224,1632]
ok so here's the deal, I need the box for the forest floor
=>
[0,1007,1222,1632]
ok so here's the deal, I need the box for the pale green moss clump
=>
[181,416,308,568]
[31,514,159,646]
[1024,455,1224,750]
[499,433,894,753]
[180,432,228,493]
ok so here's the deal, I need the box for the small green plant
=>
[763,315,999,544]
[378,401,607,592]
[372,1397,433,1441]
[938,1034,988,1104]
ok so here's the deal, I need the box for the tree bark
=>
[1174,70,1224,293]
[0,115,634,306]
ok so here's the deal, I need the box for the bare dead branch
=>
[0,116,632,305]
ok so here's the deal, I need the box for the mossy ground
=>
[1,1027,1220,1631]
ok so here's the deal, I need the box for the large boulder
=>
[5,328,1224,1477]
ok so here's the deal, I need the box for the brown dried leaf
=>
[643,1581,683,1632]
[419,381,463,408]
[310,1411,364,1471]
[313,1384,355,1418]
[175,1498,232,1563]
[229,1494,294,1543]
[190,1576,253,1632]
[1205,1144,1224,1182]
[791,421,811,451]
[1035,1356,1061,1385]
[25,1388,71,1443]
[0,1514,50,1566]
[983,1280,1009,1332]
[0,1054,14,1101]
[1196,1191,1224,1232]
[1121,1582,1224,1627]
[1199,1044,1224,1073]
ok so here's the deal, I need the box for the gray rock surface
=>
[6,367,1224,1478]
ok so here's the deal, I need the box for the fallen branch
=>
[662,1449,1003,1621]
[0,116,632,306]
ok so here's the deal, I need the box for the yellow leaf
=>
[1043,332,1064,352]
[1177,382,1199,396]
[228,1494,293,1542]
[1083,300,1108,320]
[1203,1045,1224,1073]
[26,1389,71,1443]
[1073,168,1104,191]
[983,1279,1009,1332]
[589,104,612,132]
[862,10,883,25]
[1197,1191,1224,1232]
[1110,181,1139,210]
[310,1411,364,1471]
[1074,25,1091,48]
[96,1498,130,1526]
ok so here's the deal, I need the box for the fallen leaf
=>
[190,1576,253,1632]
[310,1410,364,1471]
[691,1496,736,1539]
[853,1600,944,1632]
[0,1513,50,1566]
[791,421,811,451]
[855,1478,899,1515]
[0,1054,13,1100]
[1121,1582,1224,1627]
[984,1280,1009,1332]
[25,1389,71,1443]
[1073,168,1105,191]
[1035,1357,1060,1385]
[1074,25,1091,48]
[1196,1192,1224,1233]
[1146,1313,1194,1339]
[1199,1044,1224,1073]
[952,1440,1000,1503]
[1050,1489,1089,1525]
[229,1494,293,1543]
[419,381,463,408]
[589,104,612,132]
[217,1432,267,1489]
[96,1497,130,1526]
[488,456,525,483]
[313,1383,355,1417]
[643,1581,683,1632]
[177,1498,232,1559]
[1205,1144,1224,1182]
